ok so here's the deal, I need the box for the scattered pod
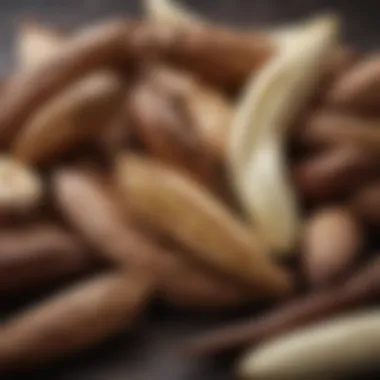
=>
[0,224,94,295]
[228,16,338,253]
[0,271,151,371]
[302,206,362,287]
[238,310,380,380]
[116,153,293,298]
[184,256,380,356]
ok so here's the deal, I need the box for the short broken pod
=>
[17,20,66,69]
[116,154,293,298]
[144,0,203,28]
[0,155,43,214]
[238,309,380,380]
[228,15,339,253]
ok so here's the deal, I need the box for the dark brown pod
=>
[292,145,379,201]
[0,224,94,295]
[350,181,380,225]
[184,255,380,356]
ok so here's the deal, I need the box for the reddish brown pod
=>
[0,224,94,295]
[292,145,378,201]
[302,206,362,287]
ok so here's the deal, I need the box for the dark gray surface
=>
[2,1,380,379]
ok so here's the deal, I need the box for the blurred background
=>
[0,0,380,72]
[2,1,379,379]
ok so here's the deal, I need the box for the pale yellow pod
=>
[238,310,380,380]
[228,15,339,254]
[116,153,293,298]
[144,0,204,27]
[0,155,43,213]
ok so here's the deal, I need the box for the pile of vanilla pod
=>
[0,0,380,379]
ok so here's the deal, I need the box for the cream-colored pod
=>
[238,310,380,380]
[228,15,339,253]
